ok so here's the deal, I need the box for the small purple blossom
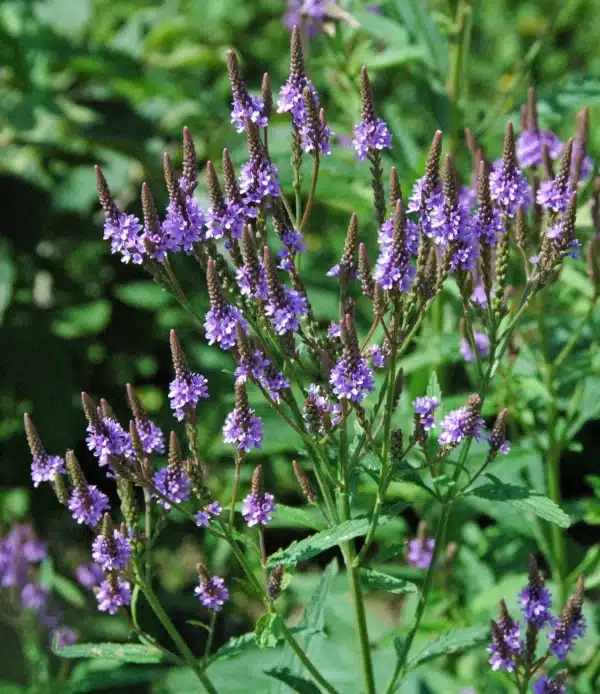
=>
[96,576,131,614]
[352,117,392,160]
[135,418,165,455]
[195,501,222,528]
[232,94,268,133]
[194,575,229,611]
[92,530,132,572]
[75,563,104,590]
[31,453,65,488]
[548,612,587,661]
[474,205,505,246]
[460,332,490,363]
[168,372,209,422]
[490,159,532,218]
[329,355,375,404]
[408,176,444,238]
[236,263,269,300]
[407,537,435,569]
[52,626,79,649]
[86,418,134,468]
[261,366,290,403]
[264,287,308,335]
[537,178,574,213]
[68,485,110,527]
[205,304,247,351]
[413,396,440,431]
[519,582,553,627]
[162,193,206,252]
[207,200,248,241]
[303,384,342,434]
[104,213,145,264]
[222,406,264,452]
[471,281,488,307]
[439,406,485,446]
[207,501,222,516]
[21,583,49,611]
[235,349,270,383]
[0,524,47,589]
[517,129,563,169]
[368,344,389,368]
[488,621,522,672]
[153,466,191,509]
[242,491,277,527]
[327,322,341,338]
[240,159,280,210]
[532,675,566,694]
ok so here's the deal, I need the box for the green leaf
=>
[0,242,15,324]
[52,574,86,608]
[52,300,111,339]
[268,518,370,566]
[394,0,448,76]
[426,371,442,404]
[255,614,284,649]
[406,626,490,671]
[365,46,426,70]
[115,281,172,310]
[469,475,572,527]
[265,668,321,694]
[359,568,417,594]
[52,641,165,663]
[355,11,408,45]
[268,505,325,531]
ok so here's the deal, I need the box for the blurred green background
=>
[1,0,600,691]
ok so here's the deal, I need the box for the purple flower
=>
[195,501,222,528]
[367,344,388,368]
[68,485,110,527]
[162,192,206,253]
[374,212,417,292]
[264,287,308,335]
[460,332,490,363]
[352,117,392,161]
[408,176,444,238]
[284,1,332,37]
[31,453,65,488]
[207,501,222,516]
[261,366,290,403]
[194,575,229,611]
[412,396,440,431]
[327,322,341,338]
[407,536,435,569]
[168,372,209,422]
[104,213,145,265]
[532,675,566,694]
[235,348,270,383]
[474,205,504,246]
[330,355,375,404]
[222,406,263,452]
[153,466,191,509]
[236,263,269,300]
[459,185,477,211]
[517,129,563,169]
[242,491,276,527]
[135,418,165,455]
[86,418,134,468]
[52,626,78,648]
[546,216,581,259]
[548,600,587,661]
[92,530,132,572]
[0,524,47,589]
[75,563,104,590]
[439,405,485,446]
[205,304,247,351]
[519,583,553,627]
[488,619,522,672]
[96,576,131,614]
[572,138,594,181]
[431,193,479,271]
[207,200,248,241]
[278,229,306,271]
[471,281,488,307]
[537,178,573,213]
[21,583,49,611]
[490,159,531,218]
[303,384,342,434]
[240,159,280,210]
[232,94,268,133]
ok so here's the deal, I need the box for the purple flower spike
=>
[412,396,440,431]
[75,563,104,590]
[162,182,206,253]
[353,118,392,161]
[0,525,47,590]
[488,601,523,673]
[367,344,389,368]
[517,128,563,169]
[135,418,165,455]
[195,511,210,528]
[518,555,553,627]
[439,395,485,447]
[548,576,587,661]
[86,417,134,468]
[242,490,276,526]
[490,123,532,217]
[460,331,490,363]
[407,536,435,569]
[205,305,247,351]
[408,176,444,238]
[92,528,132,572]
[195,572,229,611]
[232,93,268,133]
[222,406,263,452]
[239,159,280,209]
[153,465,191,510]
[532,675,567,694]
[236,263,269,300]
[330,315,375,404]
[103,212,146,265]
[264,287,308,335]
[68,485,110,527]
[21,582,49,611]
[96,575,131,614]
[235,348,270,383]
[168,374,208,422]
[31,454,65,488]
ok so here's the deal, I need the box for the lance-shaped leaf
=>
[51,641,165,664]
[406,626,490,671]
[265,667,322,694]
[360,568,418,594]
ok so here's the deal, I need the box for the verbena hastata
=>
[24,27,596,694]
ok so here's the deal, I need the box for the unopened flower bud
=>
[267,564,285,600]
[292,460,317,504]
[390,429,403,462]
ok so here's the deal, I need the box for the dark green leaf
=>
[52,574,86,608]
[355,11,408,45]
[52,641,165,663]
[268,505,325,531]
[469,475,571,527]
[255,613,284,649]
[406,626,490,670]
[265,668,321,694]
[360,568,418,594]
[115,282,172,310]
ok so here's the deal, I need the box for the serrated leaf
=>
[469,475,572,528]
[406,626,490,671]
[268,505,325,531]
[265,668,321,694]
[255,613,284,649]
[51,641,165,663]
[360,568,417,594]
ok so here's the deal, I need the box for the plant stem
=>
[446,0,472,152]
[278,621,341,694]
[144,488,152,585]
[229,453,242,532]
[204,611,217,658]
[141,582,218,694]
[299,154,320,233]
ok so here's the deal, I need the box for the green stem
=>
[204,611,217,659]
[446,0,472,152]
[141,582,218,694]
[144,488,152,585]
[278,621,341,694]
[229,453,242,532]
[299,154,320,233]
